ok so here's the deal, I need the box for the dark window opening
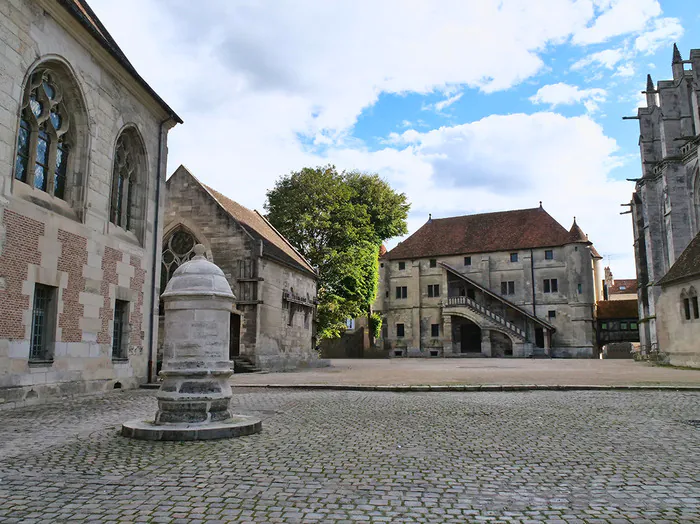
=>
[693,297,699,319]
[112,300,129,360]
[684,298,691,320]
[601,322,608,330]
[544,279,558,293]
[501,281,515,295]
[620,321,628,330]
[380,263,384,268]
[385,290,389,298]
[630,322,638,330]
[396,323,405,338]
[398,261,406,270]
[510,253,518,263]
[464,256,471,266]
[431,324,440,337]
[396,286,408,299]
[577,283,582,294]
[545,250,553,260]
[429,259,437,268]
[467,288,475,300]
[548,310,556,319]
[427,284,440,297]
[30,284,56,361]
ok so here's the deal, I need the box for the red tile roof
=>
[386,207,591,260]
[597,300,638,319]
[609,279,638,295]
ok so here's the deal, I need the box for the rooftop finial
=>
[428,213,432,221]
[573,216,577,224]
[539,201,542,209]
[646,74,654,92]
[673,43,682,64]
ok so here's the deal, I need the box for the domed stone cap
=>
[161,244,235,299]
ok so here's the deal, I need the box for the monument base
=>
[121,415,262,441]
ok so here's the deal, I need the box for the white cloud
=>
[433,92,463,112]
[530,83,607,112]
[572,48,626,71]
[572,0,661,45]
[613,63,635,77]
[634,17,684,54]
[85,0,644,276]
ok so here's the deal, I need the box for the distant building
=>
[164,166,323,371]
[603,268,638,301]
[596,300,639,348]
[630,44,700,367]
[375,206,601,358]
[0,0,180,406]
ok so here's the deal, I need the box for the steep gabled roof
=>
[657,230,700,286]
[386,207,590,260]
[57,0,182,123]
[609,279,638,295]
[568,218,588,242]
[170,166,316,277]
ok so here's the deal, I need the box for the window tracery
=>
[14,69,71,199]
[110,131,143,231]
[160,229,199,293]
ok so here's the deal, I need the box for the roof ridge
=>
[428,207,543,221]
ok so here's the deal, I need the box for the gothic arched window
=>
[110,128,146,236]
[161,228,199,293]
[15,69,72,199]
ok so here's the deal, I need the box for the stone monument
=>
[122,244,261,440]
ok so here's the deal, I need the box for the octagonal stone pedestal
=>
[122,245,261,441]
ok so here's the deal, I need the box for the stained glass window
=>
[110,132,140,231]
[161,229,199,295]
[14,69,71,199]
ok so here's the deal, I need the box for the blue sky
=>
[91,0,700,278]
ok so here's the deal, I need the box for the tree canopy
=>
[265,165,409,339]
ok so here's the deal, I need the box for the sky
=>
[89,0,700,278]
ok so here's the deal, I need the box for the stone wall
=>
[656,277,700,368]
[0,0,174,407]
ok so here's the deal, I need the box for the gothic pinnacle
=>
[646,74,654,92]
[672,43,682,63]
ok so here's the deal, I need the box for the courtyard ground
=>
[1,388,699,523]
[231,358,700,387]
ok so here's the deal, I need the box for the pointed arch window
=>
[161,228,199,294]
[109,128,146,238]
[14,70,71,199]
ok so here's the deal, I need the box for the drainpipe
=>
[147,118,171,383]
[530,248,536,315]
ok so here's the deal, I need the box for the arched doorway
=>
[490,330,513,357]
[452,317,481,354]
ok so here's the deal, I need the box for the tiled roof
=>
[609,279,638,295]
[172,166,316,277]
[385,207,590,260]
[590,245,602,259]
[597,300,638,319]
[657,230,700,286]
[568,219,588,242]
[58,0,182,123]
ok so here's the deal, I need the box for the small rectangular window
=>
[464,256,471,266]
[427,284,440,297]
[551,278,558,292]
[30,284,56,361]
[630,322,638,330]
[398,261,406,270]
[684,298,691,320]
[396,286,407,299]
[544,279,551,293]
[545,250,553,260]
[431,324,440,337]
[601,322,608,330]
[548,310,556,319]
[508,281,515,295]
[380,263,384,268]
[385,290,389,298]
[112,300,129,360]
[620,321,628,331]
[577,283,582,294]
[396,323,405,338]
[429,259,437,268]
[693,297,699,319]
[544,279,558,293]
[501,282,507,294]
[510,253,518,263]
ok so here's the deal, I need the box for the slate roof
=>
[657,230,700,286]
[57,0,182,123]
[597,300,639,319]
[609,279,638,295]
[171,166,315,277]
[385,207,591,260]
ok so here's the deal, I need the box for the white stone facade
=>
[0,0,179,407]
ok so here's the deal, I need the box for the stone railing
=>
[443,296,526,339]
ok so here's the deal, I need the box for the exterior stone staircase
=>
[232,355,262,373]
[444,296,527,341]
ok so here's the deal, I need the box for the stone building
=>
[602,268,637,301]
[163,166,321,371]
[654,232,700,367]
[376,206,601,358]
[630,44,700,365]
[0,0,181,407]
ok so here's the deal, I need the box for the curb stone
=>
[223,384,700,392]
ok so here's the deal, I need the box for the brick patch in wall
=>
[97,246,121,345]
[0,210,43,339]
[129,256,146,351]
[57,230,88,343]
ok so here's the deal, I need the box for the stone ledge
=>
[121,415,262,441]
[231,383,700,392]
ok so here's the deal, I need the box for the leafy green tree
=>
[265,165,409,339]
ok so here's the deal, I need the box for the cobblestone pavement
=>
[1,389,699,523]
[231,359,700,387]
